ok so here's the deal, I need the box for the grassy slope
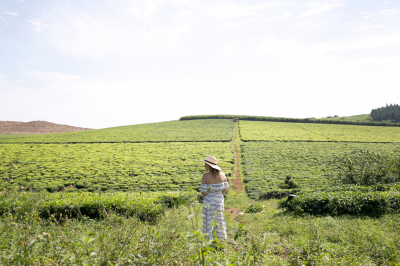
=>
[240,120,400,142]
[0,119,234,143]
[329,114,370,121]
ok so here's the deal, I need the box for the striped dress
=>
[201,182,229,240]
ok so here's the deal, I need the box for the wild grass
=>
[2,191,399,265]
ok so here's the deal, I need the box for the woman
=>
[200,155,228,240]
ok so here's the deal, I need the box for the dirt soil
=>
[224,208,242,220]
[230,149,242,191]
[0,121,92,135]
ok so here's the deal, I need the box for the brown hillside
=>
[0,121,92,135]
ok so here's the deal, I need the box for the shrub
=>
[0,191,196,222]
[244,203,264,213]
[259,188,300,199]
[333,150,400,186]
[279,175,299,189]
[280,190,400,216]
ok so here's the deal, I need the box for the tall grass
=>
[1,192,400,265]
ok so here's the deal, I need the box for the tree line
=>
[370,104,400,122]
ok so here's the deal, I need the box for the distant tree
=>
[334,115,339,118]
[370,104,400,122]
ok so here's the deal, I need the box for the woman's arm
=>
[222,189,227,195]
[201,174,207,197]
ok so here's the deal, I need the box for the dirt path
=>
[231,149,242,191]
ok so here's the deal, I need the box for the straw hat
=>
[200,155,221,171]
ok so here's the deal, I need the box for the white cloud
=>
[217,41,241,56]
[352,24,384,31]
[28,18,48,33]
[213,19,257,32]
[252,32,400,65]
[300,1,345,17]
[0,16,7,25]
[249,2,283,11]
[3,12,19,16]
[266,11,292,20]
[207,2,254,19]
[145,25,191,46]
[127,0,161,18]
[345,33,400,50]
[27,71,83,84]
[361,9,400,18]
[296,21,321,29]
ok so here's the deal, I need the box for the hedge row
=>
[280,190,400,216]
[0,191,197,222]
[179,115,400,127]
[299,184,400,194]
[258,189,300,199]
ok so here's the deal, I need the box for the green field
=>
[242,141,400,198]
[2,118,400,264]
[319,114,371,122]
[0,142,233,192]
[240,120,400,142]
[0,119,233,143]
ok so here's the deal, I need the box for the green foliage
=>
[279,175,299,189]
[244,203,264,213]
[180,114,400,127]
[281,190,400,216]
[0,119,234,143]
[371,103,400,122]
[0,191,196,222]
[241,142,400,199]
[333,149,400,185]
[240,120,400,142]
[320,114,371,122]
[1,192,400,264]
[258,188,299,199]
[0,142,233,192]
[300,183,400,193]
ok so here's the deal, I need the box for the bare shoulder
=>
[202,173,212,184]
[220,172,227,182]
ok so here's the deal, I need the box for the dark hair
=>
[209,167,220,178]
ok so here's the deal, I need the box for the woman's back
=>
[202,172,227,184]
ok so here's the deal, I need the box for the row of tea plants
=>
[239,120,400,142]
[0,142,234,192]
[241,142,400,199]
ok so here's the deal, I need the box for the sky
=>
[0,0,399,129]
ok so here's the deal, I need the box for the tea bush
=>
[0,191,197,222]
[281,190,400,216]
[242,142,400,199]
[0,142,233,192]
[244,203,264,213]
[333,149,400,185]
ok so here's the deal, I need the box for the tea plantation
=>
[0,142,233,192]
[0,119,233,143]
[242,142,400,198]
[2,118,400,265]
[240,120,400,142]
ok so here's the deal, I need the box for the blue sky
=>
[1,0,399,129]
